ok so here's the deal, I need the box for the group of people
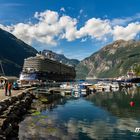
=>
[4,80,12,96]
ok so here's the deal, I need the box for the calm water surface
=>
[19,87,140,140]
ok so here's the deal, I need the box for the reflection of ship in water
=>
[19,51,76,83]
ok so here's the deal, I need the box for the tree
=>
[133,64,140,76]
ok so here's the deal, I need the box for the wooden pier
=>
[48,87,71,94]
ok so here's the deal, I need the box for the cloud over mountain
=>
[113,22,140,40]
[76,18,111,40]
[1,10,140,47]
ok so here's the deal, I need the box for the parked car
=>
[12,81,19,90]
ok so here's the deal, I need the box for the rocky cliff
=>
[76,40,140,79]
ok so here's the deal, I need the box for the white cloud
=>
[60,7,65,12]
[79,9,83,14]
[0,10,78,46]
[112,17,133,26]
[1,10,140,47]
[59,16,77,41]
[112,13,140,26]
[34,10,59,24]
[78,9,86,19]
[81,38,87,42]
[113,22,140,40]
[77,18,112,40]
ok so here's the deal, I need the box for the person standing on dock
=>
[4,80,8,96]
[8,82,12,96]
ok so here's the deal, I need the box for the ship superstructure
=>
[19,52,76,82]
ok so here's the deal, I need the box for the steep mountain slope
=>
[42,50,80,67]
[76,40,140,79]
[0,28,38,76]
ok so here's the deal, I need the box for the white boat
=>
[71,85,80,98]
[74,92,80,98]
[109,82,119,89]
[80,89,87,95]
[60,83,74,89]
[94,82,108,91]
[136,83,140,87]
[94,81,119,92]
[79,82,92,95]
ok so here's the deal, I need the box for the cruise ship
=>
[19,51,76,83]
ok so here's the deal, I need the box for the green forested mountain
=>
[76,40,140,79]
[0,28,37,76]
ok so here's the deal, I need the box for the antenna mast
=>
[0,61,5,76]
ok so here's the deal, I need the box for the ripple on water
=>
[19,87,140,140]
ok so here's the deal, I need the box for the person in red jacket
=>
[8,82,12,96]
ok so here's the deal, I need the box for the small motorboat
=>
[71,85,80,98]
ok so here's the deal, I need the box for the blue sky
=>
[0,0,140,60]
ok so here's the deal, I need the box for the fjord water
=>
[19,87,140,140]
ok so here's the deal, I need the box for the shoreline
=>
[0,87,37,139]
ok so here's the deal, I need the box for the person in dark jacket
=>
[4,80,8,96]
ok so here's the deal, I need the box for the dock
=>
[48,87,72,94]
[0,89,24,101]
[0,87,36,101]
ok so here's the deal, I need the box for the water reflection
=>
[19,87,140,140]
[87,87,140,118]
